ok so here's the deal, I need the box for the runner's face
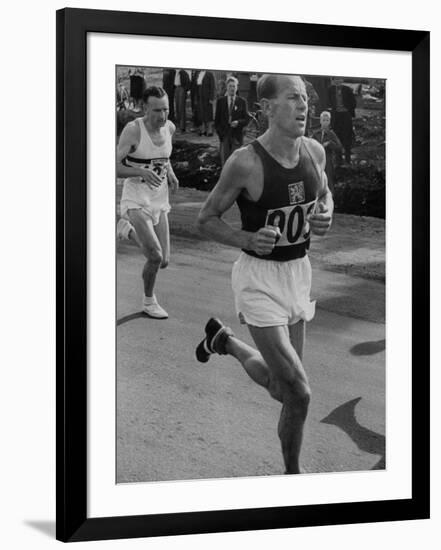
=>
[270,76,308,138]
[144,96,169,127]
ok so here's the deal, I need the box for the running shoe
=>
[195,317,234,362]
[117,218,134,240]
[142,296,168,319]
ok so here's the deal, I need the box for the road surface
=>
[116,195,385,482]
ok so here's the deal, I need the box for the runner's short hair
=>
[142,86,167,103]
[257,74,304,101]
[226,76,239,86]
[257,74,282,101]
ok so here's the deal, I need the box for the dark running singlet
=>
[237,138,323,261]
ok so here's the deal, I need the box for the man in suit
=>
[327,77,356,165]
[215,76,250,165]
[174,69,191,132]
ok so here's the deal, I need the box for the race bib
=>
[265,200,317,246]
[144,158,169,182]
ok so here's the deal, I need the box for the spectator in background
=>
[311,111,342,192]
[190,69,201,131]
[214,76,250,165]
[327,77,356,165]
[196,70,216,136]
[174,69,191,132]
[217,76,227,99]
[129,68,146,112]
[116,80,130,111]
[302,77,320,134]
[162,68,176,121]
[248,73,259,110]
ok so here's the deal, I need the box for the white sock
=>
[143,295,157,305]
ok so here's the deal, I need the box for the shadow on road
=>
[117,311,171,325]
[350,339,385,356]
[321,397,385,470]
[117,312,146,326]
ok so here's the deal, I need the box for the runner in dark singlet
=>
[195,74,333,474]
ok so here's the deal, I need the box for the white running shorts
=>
[120,178,171,226]
[231,252,316,327]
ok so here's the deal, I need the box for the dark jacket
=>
[162,69,176,92]
[176,69,191,91]
[327,85,356,117]
[311,127,342,152]
[199,71,216,102]
[215,95,250,143]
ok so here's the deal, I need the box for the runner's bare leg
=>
[225,323,309,473]
[127,209,163,297]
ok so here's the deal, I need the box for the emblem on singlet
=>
[288,182,305,205]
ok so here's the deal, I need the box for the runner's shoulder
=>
[303,136,325,165]
[226,143,261,179]
[121,118,141,142]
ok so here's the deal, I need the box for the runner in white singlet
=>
[120,116,172,225]
[116,86,179,319]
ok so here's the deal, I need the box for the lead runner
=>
[196,74,333,474]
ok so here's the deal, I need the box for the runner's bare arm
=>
[164,121,179,191]
[317,163,334,217]
[116,122,142,178]
[307,139,334,234]
[167,162,179,192]
[198,148,279,255]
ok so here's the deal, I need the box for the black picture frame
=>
[56,7,430,543]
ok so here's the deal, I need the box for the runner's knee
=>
[144,246,163,266]
[281,377,311,416]
[160,251,169,269]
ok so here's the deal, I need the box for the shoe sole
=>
[142,311,168,320]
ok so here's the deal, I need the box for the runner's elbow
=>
[115,161,126,178]
[197,210,213,234]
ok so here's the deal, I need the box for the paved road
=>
[116,207,385,483]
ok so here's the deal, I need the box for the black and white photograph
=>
[115,66,386,483]
[2,0,436,547]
